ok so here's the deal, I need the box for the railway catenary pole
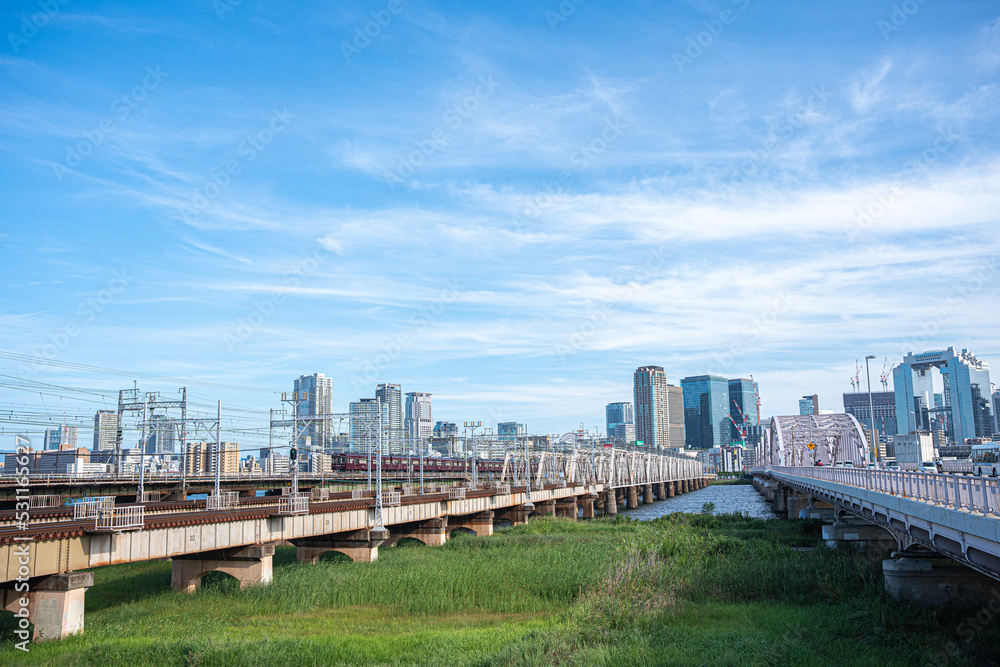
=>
[374,401,384,530]
[523,431,533,512]
[137,392,148,501]
[214,400,222,500]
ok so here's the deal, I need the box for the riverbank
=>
[2,514,997,666]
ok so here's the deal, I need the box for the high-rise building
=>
[44,425,78,451]
[293,373,334,451]
[728,379,759,442]
[404,392,433,449]
[498,422,526,438]
[893,348,992,444]
[667,385,685,448]
[681,375,730,449]
[993,388,1000,435]
[349,398,379,453]
[633,366,670,450]
[376,383,403,454]
[93,410,119,451]
[605,402,634,440]
[843,391,898,439]
[145,414,178,455]
[185,441,239,476]
[798,395,819,416]
[613,422,635,444]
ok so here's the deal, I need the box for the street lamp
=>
[865,354,879,465]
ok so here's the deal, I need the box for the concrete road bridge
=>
[0,448,707,643]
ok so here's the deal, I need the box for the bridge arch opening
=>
[394,537,426,549]
[449,527,477,539]
[199,570,241,593]
[318,551,355,565]
[494,518,513,530]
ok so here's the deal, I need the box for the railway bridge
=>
[0,448,707,642]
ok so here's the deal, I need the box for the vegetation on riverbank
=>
[2,513,998,666]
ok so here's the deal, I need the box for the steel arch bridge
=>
[760,414,871,467]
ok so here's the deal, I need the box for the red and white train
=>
[329,453,504,475]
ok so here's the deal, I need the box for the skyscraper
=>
[667,385,685,448]
[498,422,526,438]
[44,425,78,451]
[893,348,992,444]
[843,391,898,439]
[798,395,819,416]
[349,398,379,453]
[93,410,119,451]
[633,366,669,450]
[145,414,178,455]
[376,383,403,454]
[681,375,730,449]
[605,402,634,441]
[293,373,334,451]
[728,378,760,442]
[404,392,433,450]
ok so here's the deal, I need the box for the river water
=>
[620,482,777,520]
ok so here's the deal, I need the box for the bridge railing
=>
[770,466,1000,517]
[277,495,309,515]
[448,487,466,500]
[205,491,240,511]
[72,496,115,520]
[384,491,401,507]
[95,505,144,531]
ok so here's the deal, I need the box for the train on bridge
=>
[330,454,505,475]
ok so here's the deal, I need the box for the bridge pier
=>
[604,489,617,515]
[655,482,666,500]
[883,556,999,606]
[642,484,654,505]
[385,518,447,547]
[555,498,578,519]
[626,486,639,509]
[495,506,529,526]
[534,500,556,517]
[171,544,275,594]
[822,518,898,552]
[449,511,494,536]
[580,495,595,519]
[293,529,386,564]
[1,572,94,642]
[667,481,676,497]
[786,493,810,519]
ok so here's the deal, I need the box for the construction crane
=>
[729,399,750,445]
[749,375,761,427]
[879,358,894,392]
[851,359,862,393]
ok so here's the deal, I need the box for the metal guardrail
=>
[448,487,466,499]
[351,489,367,500]
[205,491,239,511]
[401,486,417,496]
[95,505,144,531]
[770,466,1000,517]
[310,488,330,501]
[72,496,115,520]
[29,495,62,508]
[384,491,401,506]
[277,495,309,515]
[139,491,162,503]
[493,484,511,495]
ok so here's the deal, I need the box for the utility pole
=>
[865,354,879,465]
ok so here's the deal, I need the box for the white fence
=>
[29,495,62,509]
[95,505,144,531]
[310,488,330,501]
[139,490,162,503]
[351,489,367,500]
[384,491,401,507]
[448,487,466,499]
[770,466,1000,517]
[277,495,309,515]
[205,491,240,511]
[493,484,511,495]
[72,496,115,520]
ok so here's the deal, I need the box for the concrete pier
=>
[171,544,275,593]
[626,486,639,509]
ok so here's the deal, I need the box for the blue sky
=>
[1,0,999,448]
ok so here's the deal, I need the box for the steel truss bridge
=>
[499,447,704,489]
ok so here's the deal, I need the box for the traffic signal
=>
[290,448,297,461]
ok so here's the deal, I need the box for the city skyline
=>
[1,2,999,441]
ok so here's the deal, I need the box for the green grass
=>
[2,515,998,666]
